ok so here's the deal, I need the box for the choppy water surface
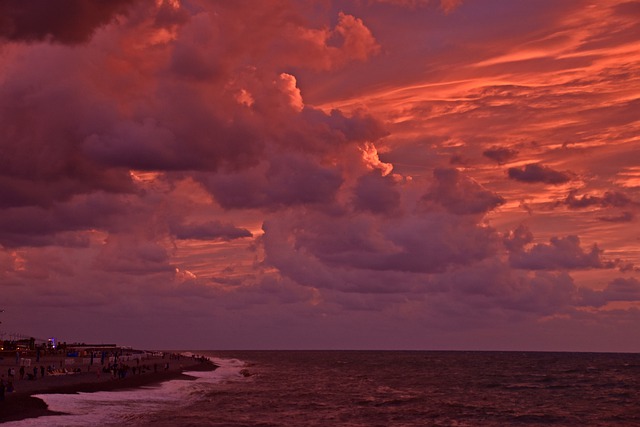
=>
[9,351,640,426]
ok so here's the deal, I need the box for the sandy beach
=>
[0,352,217,423]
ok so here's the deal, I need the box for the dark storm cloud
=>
[200,153,344,210]
[0,192,128,247]
[263,206,501,288]
[422,168,505,215]
[482,146,518,164]
[0,60,136,208]
[509,235,612,270]
[442,261,578,315]
[352,172,401,215]
[503,225,534,252]
[562,190,634,209]
[507,163,572,184]
[597,212,635,223]
[0,0,136,44]
[555,191,638,223]
[284,109,388,155]
[82,115,265,172]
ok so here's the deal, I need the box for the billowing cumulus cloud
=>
[352,172,401,215]
[1,0,639,351]
[503,225,534,253]
[422,168,505,215]
[509,235,613,270]
[579,277,640,308]
[198,152,345,210]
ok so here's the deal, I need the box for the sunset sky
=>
[1,0,639,351]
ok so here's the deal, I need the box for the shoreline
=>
[0,355,217,423]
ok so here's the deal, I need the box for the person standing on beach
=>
[33,366,37,380]
[19,366,24,380]
[40,366,45,378]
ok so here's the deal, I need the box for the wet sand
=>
[0,353,217,423]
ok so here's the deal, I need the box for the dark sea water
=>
[7,351,640,426]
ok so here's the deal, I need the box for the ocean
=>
[5,351,640,426]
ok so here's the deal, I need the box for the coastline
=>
[0,354,217,423]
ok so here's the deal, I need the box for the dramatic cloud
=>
[483,146,518,164]
[579,277,640,308]
[422,168,505,215]
[563,190,634,209]
[509,235,612,270]
[352,172,401,215]
[1,0,639,351]
[198,152,345,210]
[0,0,137,44]
[503,225,534,253]
[507,164,572,185]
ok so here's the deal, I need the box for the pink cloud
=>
[422,168,505,215]
[0,0,138,44]
[509,235,613,270]
[507,164,572,185]
[579,277,640,308]
[352,171,401,215]
[0,0,638,351]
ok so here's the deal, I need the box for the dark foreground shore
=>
[0,355,217,423]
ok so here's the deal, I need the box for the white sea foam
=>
[3,356,246,427]
[185,357,247,381]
